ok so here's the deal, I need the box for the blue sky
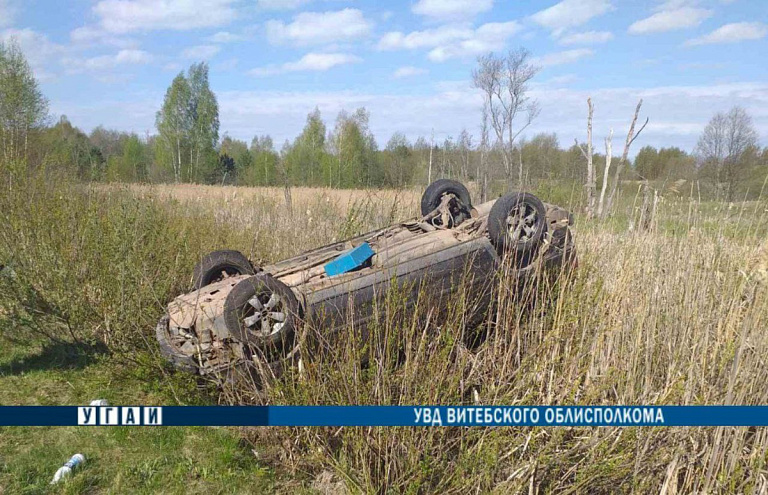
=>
[1,0,767,153]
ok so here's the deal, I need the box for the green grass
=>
[0,336,273,494]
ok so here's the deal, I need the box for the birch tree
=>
[187,63,219,183]
[329,108,377,187]
[156,73,191,182]
[155,63,219,183]
[696,106,758,201]
[0,39,48,164]
[472,48,540,188]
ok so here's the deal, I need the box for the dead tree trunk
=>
[606,99,648,216]
[276,158,292,214]
[576,98,595,218]
[428,129,434,185]
[479,104,490,203]
[638,180,653,232]
[597,129,613,219]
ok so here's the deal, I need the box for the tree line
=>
[2,38,767,202]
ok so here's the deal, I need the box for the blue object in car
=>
[324,242,375,277]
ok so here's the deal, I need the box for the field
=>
[2,176,768,493]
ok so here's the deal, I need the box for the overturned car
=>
[156,180,576,380]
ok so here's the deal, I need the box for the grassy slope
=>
[0,337,273,494]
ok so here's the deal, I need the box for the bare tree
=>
[596,128,613,218]
[428,128,434,184]
[278,140,293,214]
[479,103,490,202]
[577,98,647,219]
[605,99,647,216]
[457,129,472,180]
[575,98,595,218]
[696,106,758,201]
[472,48,540,189]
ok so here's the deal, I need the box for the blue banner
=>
[1,406,767,427]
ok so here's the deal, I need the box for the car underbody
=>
[157,181,576,383]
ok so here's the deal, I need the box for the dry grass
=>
[121,183,421,219]
[4,176,768,493]
[243,204,768,493]
[125,183,768,493]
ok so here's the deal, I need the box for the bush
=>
[0,172,248,352]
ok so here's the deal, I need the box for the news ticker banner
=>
[2,406,768,427]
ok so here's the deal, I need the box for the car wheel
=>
[192,250,256,290]
[155,314,199,373]
[420,179,473,217]
[223,274,300,354]
[488,192,547,257]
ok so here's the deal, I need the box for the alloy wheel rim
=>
[242,292,286,337]
[506,203,539,242]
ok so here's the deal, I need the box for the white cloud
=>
[210,82,767,154]
[540,74,578,86]
[1,28,65,79]
[1,28,63,61]
[257,0,309,9]
[55,81,768,156]
[70,26,137,48]
[530,0,614,36]
[181,44,221,59]
[650,0,692,9]
[249,52,361,76]
[214,58,238,71]
[266,9,373,46]
[628,7,712,34]
[65,49,153,72]
[114,49,152,64]
[93,0,237,33]
[163,62,182,72]
[431,22,522,61]
[393,66,428,78]
[412,0,493,21]
[378,25,471,50]
[677,61,726,70]
[206,31,244,43]
[70,26,107,43]
[559,30,613,45]
[378,21,522,61]
[0,0,16,28]
[533,48,594,67]
[686,22,768,45]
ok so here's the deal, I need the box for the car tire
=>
[488,192,547,257]
[192,250,256,290]
[420,179,472,217]
[155,314,199,373]
[223,274,300,354]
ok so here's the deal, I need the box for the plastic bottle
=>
[50,454,85,484]
[89,399,109,406]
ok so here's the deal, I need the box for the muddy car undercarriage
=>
[156,180,576,383]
